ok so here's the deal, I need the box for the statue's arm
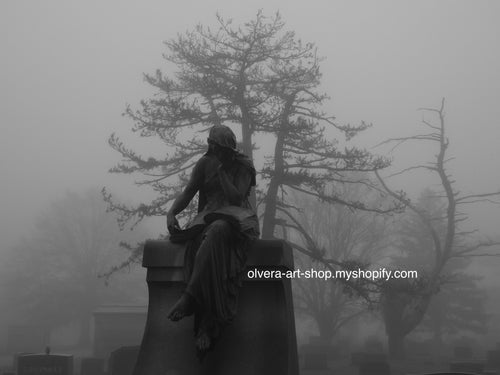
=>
[218,166,252,206]
[166,158,205,229]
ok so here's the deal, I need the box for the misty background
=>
[2,0,499,275]
[1,0,500,368]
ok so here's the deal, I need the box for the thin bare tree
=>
[374,98,500,358]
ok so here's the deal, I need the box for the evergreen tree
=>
[104,11,393,269]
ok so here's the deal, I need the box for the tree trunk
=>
[261,95,294,239]
[387,332,406,359]
[316,316,334,345]
[238,122,256,211]
[381,279,432,360]
[237,76,257,210]
[260,128,285,239]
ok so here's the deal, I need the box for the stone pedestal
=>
[133,239,299,375]
[16,354,73,375]
[109,346,140,375]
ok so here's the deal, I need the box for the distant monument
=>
[16,352,73,375]
[92,305,146,358]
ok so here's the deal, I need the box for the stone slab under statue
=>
[132,239,299,375]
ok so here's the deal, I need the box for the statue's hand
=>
[167,213,181,234]
[217,161,233,175]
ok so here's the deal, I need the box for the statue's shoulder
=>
[198,153,218,169]
[192,154,217,181]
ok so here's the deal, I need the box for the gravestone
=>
[109,346,140,375]
[453,345,473,359]
[80,357,105,375]
[92,305,147,358]
[351,352,387,366]
[16,353,73,375]
[405,340,432,358]
[12,352,33,373]
[132,239,299,375]
[449,361,484,374]
[358,360,391,375]
[351,351,390,375]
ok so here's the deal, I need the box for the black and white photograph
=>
[2,1,500,374]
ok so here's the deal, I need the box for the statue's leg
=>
[185,219,240,317]
[166,293,196,321]
[185,219,249,354]
[167,220,235,322]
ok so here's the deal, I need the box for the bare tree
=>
[392,189,488,354]
[0,188,148,347]
[374,98,500,358]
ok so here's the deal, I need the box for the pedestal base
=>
[133,239,299,375]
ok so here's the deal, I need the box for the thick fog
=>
[1,0,500,365]
[3,0,499,273]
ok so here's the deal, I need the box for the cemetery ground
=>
[1,343,499,375]
[0,349,457,375]
[313,357,455,375]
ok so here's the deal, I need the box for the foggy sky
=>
[2,0,499,278]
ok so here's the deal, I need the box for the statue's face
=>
[213,144,234,164]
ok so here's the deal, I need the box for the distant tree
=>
[393,190,488,353]
[0,188,148,347]
[291,180,392,343]
[103,11,395,277]
[375,99,500,359]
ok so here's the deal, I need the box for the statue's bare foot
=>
[196,331,211,361]
[167,294,194,321]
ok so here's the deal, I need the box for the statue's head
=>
[207,125,237,163]
[207,125,237,150]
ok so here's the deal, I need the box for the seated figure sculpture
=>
[166,124,259,359]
